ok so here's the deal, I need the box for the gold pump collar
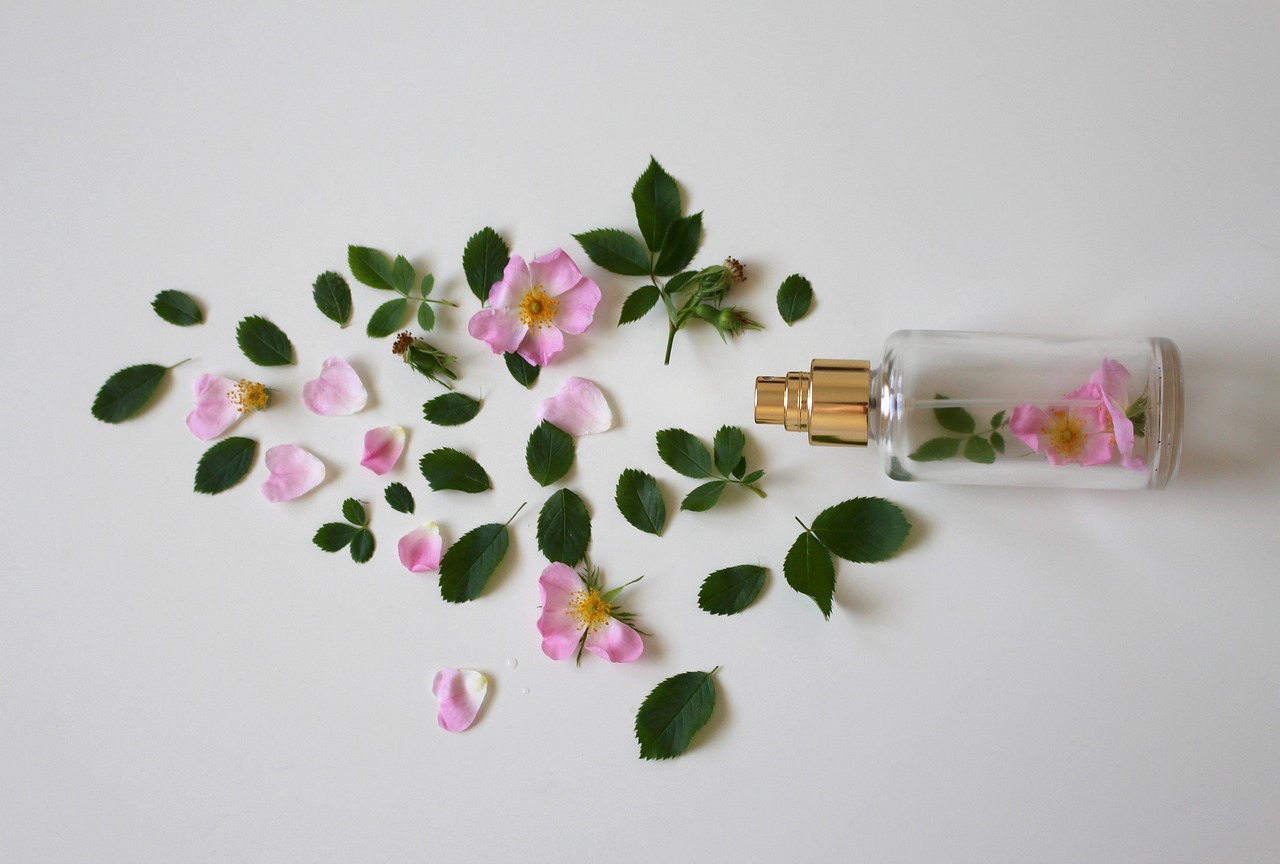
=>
[754,359,871,446]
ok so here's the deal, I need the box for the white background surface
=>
[3,2,1279,862]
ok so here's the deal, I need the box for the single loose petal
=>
[537,377,613,436]
[537,563,585,660]
[528,248,586,297]
[431,668,488,732]
[584,618,644,663]
[303,357,367,415]
[260,444,325,502]
[361,426,406,475]
[467,307,527,356]
[552,278,602,335]
[517,324,565,367]
[398,522,442,573]
[487,255,531,308]
[186,374,240,440]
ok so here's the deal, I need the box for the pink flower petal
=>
[552,278,602,335]
[517,324,565,367]
[1008,404,1046,452]
[1092,359,1144,469]
[303,357,367,416]
[584,618,644,663]
[431,668,488,732]
[186,374,240,440]
[398,522,443,573]
[361,426,406,475]
[260,444,325,502]
[537,563,585,660]
[528,248,586,297]
[537,377,613,436]
[467,307,528,355]
[487,255,531,308]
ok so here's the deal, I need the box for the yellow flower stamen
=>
[230,379,268,414]
[1042,409,1089,461]
[518,285,560,329]
[566,588,612,634]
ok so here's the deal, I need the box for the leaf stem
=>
[504,502,528,526]
[423,298,458,307]
[794,516,813,533]
[167,358,192,370]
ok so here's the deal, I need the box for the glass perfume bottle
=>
[755,330,1183,490]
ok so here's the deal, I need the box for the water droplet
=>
[506,658,518,669]
[521,687,530,695]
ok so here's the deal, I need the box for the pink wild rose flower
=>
[1008,358,1144,469]
[537,563,643,665]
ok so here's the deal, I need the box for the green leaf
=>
[349,528,375,563]
[236,316,294,366]
[908,437,961,461]
[537,488,591,565]
[312,271,351,326]
[619,284,661,325]
[384,482,414,514]
[151,289,202,326]
[698,565,767,615]
[526,420,575,487]
[653,212,703,276]
[776,274,813,325]
[681,480,727,512]
[784,531,836,618]
[313,522,358,552]
[420,273,435,297]
[417,300,436,331]
[615,469,665,536]
[439,521,510,603]
[504,351,539,388]
[712,426,746,476]
[656,428,714,478]
[990,410,1006,429]
[990,431,1006,454]
[342,498,366,526]
[810,497,911,563]
[91,363,169,423]
[632,156,682,253]
[366,298,408,338]
[635,669,718,761]
[462,227,510,304]
[932,395,975,434]
[741,468,765,485]
[391,255,415,295]
[193,437,257,495]
[572,228,652,277]
[419,448,491,493]
[348,245,394,289]
[422,392,481,426]
[665,270,698,293]
[964,435,996,464]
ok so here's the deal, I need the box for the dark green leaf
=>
[656,428,714,479]
[419,448,491,493]
[152,289,202,326]
[526,420,575,487]
[391,255,415,295]
[632,156,682,253]
[990,431,1006,454]
[439,522,510,603]
[312,271,351,326]
[420,273,435,297]
[635,669,718,761]
[653,212,703,276]
[698,565,767,616]
[990,410,1006,429]
[91,363,168,423]
[384,482,414,514]
[932,394,975,434]
[681,480,727,512]
[348,245,394,289]
[712,426,746,476]
[537,488,591,565]
[810,497,911,563]
[422,392,481,426]
[908,437,961,462]
[193,437,257,495]
[741,469,765,485]
[236,316,294,366]
[366,298,408,338]
[504,351,539,388]
[417,300,436,331]
[619,284,661,325]
[462,227,510,303]
[342,498,366,526]
[665,271,698,293]
[572,228,652,277]
[776,274,813,325]
[964,435,996,464]
[615,469,665,536]
[349,528,375,563]
[784,531,836,618]
[313,522,358,552]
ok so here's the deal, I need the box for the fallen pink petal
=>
[186,374,241,440]
[361,425,406,475]
[431,668,488,732]
[398,522,442,573]
[303,357,368,416]
[260,444,326,502]
[537,376,613,436]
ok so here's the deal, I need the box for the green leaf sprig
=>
[313,498,376,563]
[194,436,257,495]
[348,245,455,336]
[438,503,525,603]
[635,668,719,760]
[656,426,766,512]
[92,359,188,424]
[152,290,203,326]
[908,397,1007,465]
[391,331,459,389]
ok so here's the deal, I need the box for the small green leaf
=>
[462,227,510,304]
[990,431,1006,454]
[348,245,394,290]
[417,300,436,331]
[572,228,652,277]
[784,531,836,618]
[366,298,408,338]
[635,669,718,761]
[537,488,591,565]
[964,435,996,464]
[152,289,202,326]
[810,497,911,563]
[932,394,975,434]
[665,271,698,293]
[908,437,961,462]
[504,351,539,388]
[91,363,169,423]
[776,274,813,325]
[712,426,746,477]
[314,522,358,552]
[741,469,765,485]
[619,284,661,325]
[419,448,491,493]
[349,528,375,563]
[615,469,665,536]
[384,482,414,514]
[391,255,415,295]
[990,410,1006,429]
[526,420,575,487]
[653,212,703,276]
[656,428,714,479]
[420,273,435,297]
[632,156,682,253]
[193,437,257,495]
[422,392,481,426]
[681,480,727,512]
[439,521,510,603]
[236,316,294,366]
[342,498,366,526]
[312,271,351,326]
[698,565,767,615]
